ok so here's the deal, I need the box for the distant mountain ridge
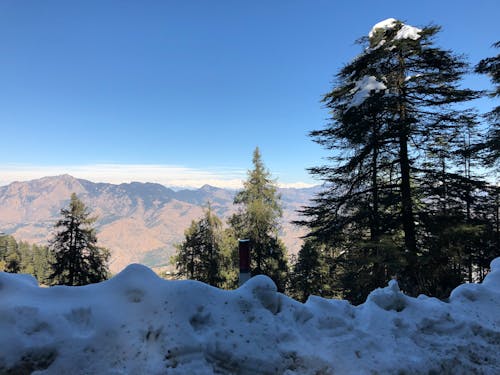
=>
[0,175,318,273]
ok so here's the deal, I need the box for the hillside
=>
[0,175,317,273]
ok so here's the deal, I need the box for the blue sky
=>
[0,0,498,188]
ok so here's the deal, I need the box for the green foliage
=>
[475,41,500,166]
[229,147,289,292]
[0,234,53,284]
[0,235,21,273]
[48,193,110,286]
[299,20,498,303]
[172,204,230,287]
[288,239,334,302]
[217,228,239,289]
[31,244,54,285]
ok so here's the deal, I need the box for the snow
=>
[405,74,423,82]
[1,259,499,374]
[395,24,422,40]
[368,18,397,38]
[368,18,422,42]
[347,75,387,109]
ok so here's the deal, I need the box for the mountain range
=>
[0,175,318,273]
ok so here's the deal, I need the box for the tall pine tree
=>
[302,19,479,300]
[475,41,500,167]
[49,193,109,286]
[288,239,333,302]
[229,147,289,292]
[173,204,227,287]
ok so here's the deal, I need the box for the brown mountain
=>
[0,175,316,273]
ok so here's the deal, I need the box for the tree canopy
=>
[49,193,110,286]
[299,19,498,303]
[229,147,289,292]
[172,204,230,287]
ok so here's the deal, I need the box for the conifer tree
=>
[289,239,332,302]
[302,19,479,298]
[173,204,226,287]
[32,244,53,285]
[217,228,239,289]
[229,147,289,292]
[49,193,109,286]
[475,41,500,166]
[0,234,21,273]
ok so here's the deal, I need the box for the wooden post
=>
[239,239,251,286]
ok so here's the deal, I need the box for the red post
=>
[239,239,251,286]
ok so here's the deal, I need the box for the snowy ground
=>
[1,259,499,374]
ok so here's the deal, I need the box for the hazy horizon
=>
[0,166,319,190]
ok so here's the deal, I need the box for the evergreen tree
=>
[32,244,54,285]
[472,184,500,281]
[475,41,500,166]
[0,234,57,284]
[49,193,110,286]
[302,19,479,299]
[288,239,332,302]
[172,204,227,287]
[0,234,21,273]
[416,114,487,296]
[217,227,239,289]
[18,241,35,275]
[229,147,289,292]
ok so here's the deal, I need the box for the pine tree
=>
[218,228,239,289]
[173,204,227,287]
[18,241,36,275]
[49,193,109,286]
[229,147,289,292]
[299,69,404,303]
[32,244,54,285]
[0,234,21,273]
[416,114,486,296]
[475,41,500,166]
[302,19,479,299]
[289,239,332,302]
[0,235,53,283]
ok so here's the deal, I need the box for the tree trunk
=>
[399,129,417,257]
[370,121,383,285]
[396,53,418,292]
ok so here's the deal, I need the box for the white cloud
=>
[0,164,314,189]
[278,181,317,189]
[0,164,244,189]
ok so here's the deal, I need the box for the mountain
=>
[0,175,317,273]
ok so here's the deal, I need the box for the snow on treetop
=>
[369,18,422,41]
[347,75,387,108]
[395,24,422,40]
[368,18,397,38]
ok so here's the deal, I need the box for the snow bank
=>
[1,260,499,374]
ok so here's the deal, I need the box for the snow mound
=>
[1,259,499,374]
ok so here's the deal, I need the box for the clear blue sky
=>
[0,0,498,188]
